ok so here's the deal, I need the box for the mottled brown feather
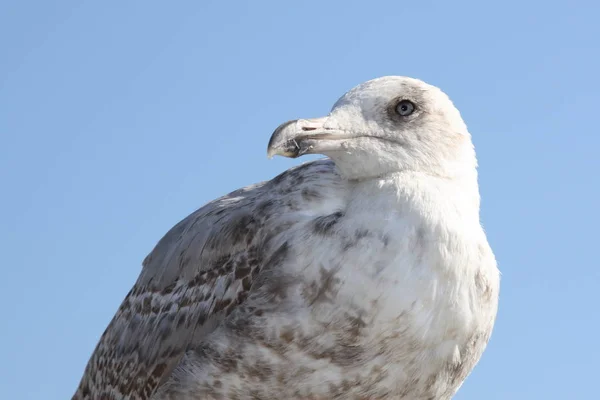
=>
[72,160,340,400]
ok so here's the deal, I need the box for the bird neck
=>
[345,169,481,224]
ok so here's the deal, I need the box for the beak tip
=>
[267,119,298,160]
[267,117,329,160]
[266,147,299,159]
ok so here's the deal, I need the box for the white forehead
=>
[331,76,452,113]
[329,76,467,135]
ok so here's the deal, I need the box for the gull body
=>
[74,76,499,400]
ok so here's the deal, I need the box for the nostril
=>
[301,126,317,131]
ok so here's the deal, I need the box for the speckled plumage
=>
[73,76,499,400]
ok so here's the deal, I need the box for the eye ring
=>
[395,100,415,117]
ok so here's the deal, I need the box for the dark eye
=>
[395,100,415,116]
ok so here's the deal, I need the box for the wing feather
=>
[72,160,339,400]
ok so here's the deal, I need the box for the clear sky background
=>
[1,1,598,399]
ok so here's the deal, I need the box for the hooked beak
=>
[267,117,352,159]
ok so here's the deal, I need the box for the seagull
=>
[73,76,499,400]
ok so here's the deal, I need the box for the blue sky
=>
[1,1,598,398]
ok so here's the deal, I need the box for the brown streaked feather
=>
[73,234,263,399]
[72,160,340,400]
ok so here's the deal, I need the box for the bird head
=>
[267,76,477,180]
